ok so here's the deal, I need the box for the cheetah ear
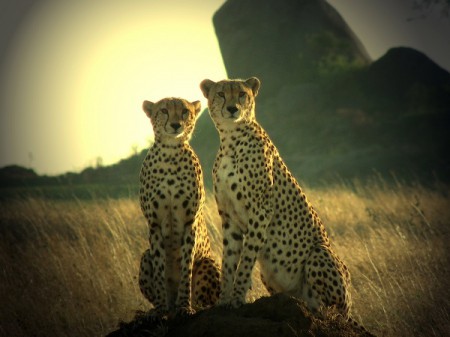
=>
[200,79,215,99]
[142,100,154,119]
[245,77,261,97]
[192,100,201,115]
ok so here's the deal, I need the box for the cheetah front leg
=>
[139,248,155,303]
[140,223,168,316]
[218,211,243,306]
[174,220,196,316]
[230,203,273,307]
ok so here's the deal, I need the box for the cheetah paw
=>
[229,297,245,309]
[136,307,168,324]
[174,306,195,319]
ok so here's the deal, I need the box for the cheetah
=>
[138,97,220,318]
[200,77,354,316]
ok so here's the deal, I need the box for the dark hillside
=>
[191,0,450,185]
[0,152,146,199]
[362,47,450,115]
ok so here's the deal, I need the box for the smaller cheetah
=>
[138,97,220,317]
[200,77,361,323]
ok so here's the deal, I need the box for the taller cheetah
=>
[200,78,352,315]
[138,97,220,317]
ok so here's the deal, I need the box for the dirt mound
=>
[106,294,373,337]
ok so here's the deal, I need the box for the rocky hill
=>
[192,0,450,186]
[212,0,371,98]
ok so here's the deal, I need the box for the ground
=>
[107,293,371,337]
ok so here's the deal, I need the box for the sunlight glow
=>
[0,1,226,174]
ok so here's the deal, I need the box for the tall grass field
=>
[0,179,449,336]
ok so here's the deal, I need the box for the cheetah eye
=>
[182,109,189,118]
[217,92,225,98]
[161,108,168,114]
[239,91,246,97]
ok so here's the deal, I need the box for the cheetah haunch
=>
[200,77,352,315]
[138,97,220,318]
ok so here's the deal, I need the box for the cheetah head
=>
[200,77,260,128]
[142,98,201,142]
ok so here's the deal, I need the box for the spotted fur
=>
[200,77,352,314]
[138,97,220,317]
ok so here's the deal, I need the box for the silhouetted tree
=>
[95,156,103,168]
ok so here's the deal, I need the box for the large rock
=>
[213,0,371,101]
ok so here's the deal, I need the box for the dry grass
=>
[0,198,149,337]
[0,179,449,337]
[312,181,450,336]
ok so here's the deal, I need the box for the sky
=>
[0,0,449,176]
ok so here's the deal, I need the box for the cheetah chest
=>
[215,154,249,229]
[141,167,196,249]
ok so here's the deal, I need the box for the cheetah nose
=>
[170,122,181,131]
[227,106,238,115]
